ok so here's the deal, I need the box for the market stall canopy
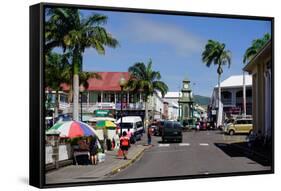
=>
[46,121,98,138]
[95,120,117,130]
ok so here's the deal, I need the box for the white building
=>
[147,91,164,120]
[164,92,180,120]
[211,74,253,117]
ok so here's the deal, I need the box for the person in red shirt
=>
[119,131,130,160]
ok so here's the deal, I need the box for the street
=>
[105,130,271,180]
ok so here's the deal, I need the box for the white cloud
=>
[127,16,205,56]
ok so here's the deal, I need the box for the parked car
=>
[224,118,253,135]
[116,116,144,141]
[162,121,183,143]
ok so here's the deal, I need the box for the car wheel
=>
[229,130,235,136]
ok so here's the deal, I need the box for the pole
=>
[80,92,83,121]
[243,71,247,117]
[120,87,123,135]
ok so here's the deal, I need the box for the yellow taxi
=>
[224,118,253,135]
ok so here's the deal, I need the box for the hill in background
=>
[193,95,210,106]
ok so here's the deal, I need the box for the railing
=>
[61,102,146,113]
[236,97,252,104]
[221,99,232,105]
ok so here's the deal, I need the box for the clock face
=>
[184,84,189,89]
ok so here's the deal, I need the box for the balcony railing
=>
[60,102,145,113]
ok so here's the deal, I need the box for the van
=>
[162,121,183,143]
[224,118,253,135]
[116,116,144,141]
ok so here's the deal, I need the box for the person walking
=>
[89,136,99,165]
[119,131,130,160]
[147,125,153,145]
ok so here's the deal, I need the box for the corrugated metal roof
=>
[61,72,130,91]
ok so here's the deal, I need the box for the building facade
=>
[164,92,180,120]
[210,75,253,118]
[47,72,167,121]
[244,40,272,139]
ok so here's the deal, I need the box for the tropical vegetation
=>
[126,59,168,128]
[45,8,118,120]
[202,40,231,124]
[241,33,271,116]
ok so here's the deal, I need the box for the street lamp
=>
[79,85,85,121]
[119,75,127,135]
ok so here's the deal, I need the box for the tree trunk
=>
[144,95,149,130]
[54,90,59,118]
[73,74,79,121]
[217,73,221,128]
[72,48,80,121]
[242,71,246,117]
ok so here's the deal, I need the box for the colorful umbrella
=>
[47,120,97,138]
[95,120,117,130]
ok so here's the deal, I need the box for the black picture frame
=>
[30,2,274,188]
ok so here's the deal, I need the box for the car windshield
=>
[120,123,133,129]
[174,123,182,128]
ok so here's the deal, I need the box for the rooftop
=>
[61,72,130,91]
[164,92,181,98]
[215,75,252,88]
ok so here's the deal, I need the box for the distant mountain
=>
[193,95,210,106]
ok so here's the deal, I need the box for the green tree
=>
[241,33,271,116]
[202,40,231,126]
[45,8,118,120]
[45,52,70,118]
[127,59,168,128]
[243,33,271,64]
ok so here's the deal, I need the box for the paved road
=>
[105,130,271,180]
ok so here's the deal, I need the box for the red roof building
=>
[61,72,130,91]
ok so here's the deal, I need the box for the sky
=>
[51,9,271,97]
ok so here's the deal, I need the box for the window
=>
[120,123,133,129]
[165,121,173,128]
[136,121,143,128]
[222,91,231,99]
[98,93,102,102]
[246,89,252,97]
[236,120,243,124]
[174,122,182,128]
[236,90,243,98]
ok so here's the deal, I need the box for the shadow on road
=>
[214,142,272,167]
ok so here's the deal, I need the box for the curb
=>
[108,145,152,176]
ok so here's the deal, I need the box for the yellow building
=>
[244,40,272,140]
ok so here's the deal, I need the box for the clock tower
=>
[178,76,194,125]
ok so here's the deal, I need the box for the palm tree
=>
[242,33,271,116]
[202,40,231,127]
[45,8,118,120]
[127,59,168,128]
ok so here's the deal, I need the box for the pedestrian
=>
[89,136,99,165]
[120,131,130,160]
[147,125,153,145]
[113,128,120,150]
[127,127,135,144]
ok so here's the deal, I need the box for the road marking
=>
[158,144,170,147]
[179,143,190,146]
[199,143,209,146]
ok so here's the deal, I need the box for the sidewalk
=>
[229,141,272,166]
[46,144,151,184]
